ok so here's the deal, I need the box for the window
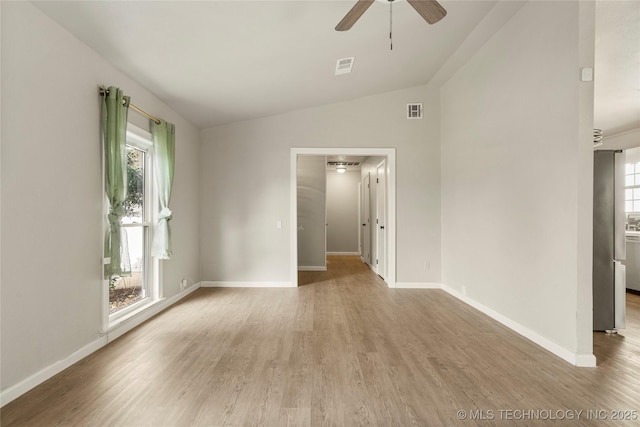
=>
[108,126,157,320]
[625,162,640,213]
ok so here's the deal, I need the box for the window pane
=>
[626,201,633,212]
[627,189,633,200]
[109,226,146,314]
[634,201,640,212]
[126,227,145,277]
[626,163,634,175]
[123,146,145,224]
[626,175,635,186]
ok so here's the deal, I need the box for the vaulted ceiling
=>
[34,1,639,135]
[32,0,497,129]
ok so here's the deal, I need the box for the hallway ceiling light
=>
[336,166,347,173]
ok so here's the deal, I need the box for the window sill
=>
[106,297,166,337]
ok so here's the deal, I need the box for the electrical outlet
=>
[425,260,430,270]
[181,279,187,290]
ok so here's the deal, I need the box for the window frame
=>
[102,124,160,331]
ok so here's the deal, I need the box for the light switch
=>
[581,67,593,82]
[276,220,282,229]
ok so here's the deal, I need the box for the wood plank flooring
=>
[2,256,640,426]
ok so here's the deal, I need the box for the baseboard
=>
[363,262,376,272]
[106,282,201,342]
[201,281,294,288]
[326,252,360,256]
[575,354,597,367]
[0,282,203,407]
[298,266,327,271]
[440,284,591,367]
[0,336,107,407]
[395,282,442,289]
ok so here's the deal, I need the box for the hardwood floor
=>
[2,256,640,426]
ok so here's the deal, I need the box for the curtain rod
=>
[99,87,161,125]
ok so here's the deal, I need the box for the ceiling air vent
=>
[407,103,423,119]
[335,57,355,75]
[327,161,361,166]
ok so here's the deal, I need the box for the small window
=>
[625,162,640,213]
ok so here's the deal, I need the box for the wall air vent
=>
[407,103,423,119]
[335,57,355,75]
[594,128,603,147]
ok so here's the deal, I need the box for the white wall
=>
[440,0,595,362]
[297,155,326,268]
[326,169,360,253]
[200,85,441,285]
[625,145,640,164]
[601,128,640,151]
[1,2,201,394]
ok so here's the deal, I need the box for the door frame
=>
[376,160,387,279]
[362,173,371,265]
[357,181,362,259]
[290,148,396,288]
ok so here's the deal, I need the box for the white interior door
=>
[363,174,371,264]
[376,161,386,279]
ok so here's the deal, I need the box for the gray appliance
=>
[593,150,626,331]
[624,233,640,291]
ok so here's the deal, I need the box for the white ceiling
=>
[33,0,639,135]
[33,0,496,129]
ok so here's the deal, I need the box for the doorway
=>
[624,147,640,297]
[592,145,640,365]
[291,148,396,288]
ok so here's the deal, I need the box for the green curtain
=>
[151,119,175,259]
[103,86,131,276]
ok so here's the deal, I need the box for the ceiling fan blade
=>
[407,0,447,25]
[335,0,375,31]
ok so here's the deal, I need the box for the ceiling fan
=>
[335,0,447,31]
